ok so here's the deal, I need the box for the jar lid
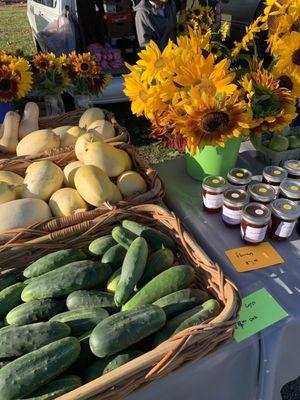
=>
[227,168,252,185]
[280,179,300,200]
[223,189,249,207]
[248,183,276,203]
[263,166,288,183]
[271,198,300,221]
[202,176,227,193]
[283,160,300,177]
[242,202,271,225]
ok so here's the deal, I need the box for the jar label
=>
[242,225,268,243]
[222,205,242,224]
[275,221,296,238]
[203,193,223,209]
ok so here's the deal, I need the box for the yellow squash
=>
[49,188,88,217]
[79,108,105,129]
[117,171,147,198]
[88,120,115,140]
[0,171,23,198]
[16,129,60,156]
[63,161,83,188]
[75,133,104,162]
[0,182,17,205]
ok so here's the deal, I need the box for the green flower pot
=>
[185,137,242,181]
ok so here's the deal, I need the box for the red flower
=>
[0,66,18,102]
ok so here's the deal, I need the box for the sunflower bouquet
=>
[0,52,32,103]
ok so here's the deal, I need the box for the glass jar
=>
[279,179,300,203]
[269,199,300,241]
[248,183,276,205]
[283,160,300,180]
[74,94,93,110]
[202,176,227,212]
[227,168,252,190]
[222,189,249,227]
[241,203,271,244]
[44,95,65,116]
[262,166,288,195]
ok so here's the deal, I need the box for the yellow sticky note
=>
[225,242,284,272]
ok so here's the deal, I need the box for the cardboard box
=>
[103,0,131,14]
[105,13,134,38]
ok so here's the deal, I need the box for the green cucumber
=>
[0,275,17,292]
[89,235,116,257]
[111,226,138,249]
[0,361,11,369]
[154,299,221,345]
[0,283,25,320]
[5,299,66,326]
[90,305,166,358]
[21,261,112,302]
[106,268,121,293]
[114,237,148,306]
[23,249,87,278]
[0,321,3,329]
[67,290,118,313]
[84,349,144,383]
[122,220,175,250]
[139,248,175,287]
[0,337,80,399]
[22,375,82,400]
[0,321,71,358]
[122,266,195,311]
[153,289,210,319]
[50,308,109,337]
[72,333,97,373]
[101,244,127,270]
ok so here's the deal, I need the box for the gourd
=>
[83,141,132,177]
[88,120,115,140]
[63,161,83,188]
[108,182,123,203]
[75,132,103,162]
[18,102,39,140]
[0,181,17,204]
[0,111,20,154]
[0,171,23,198]
[79,107,105,129]
[117,171,147,198]
[49,188,88,217]
[22,160,64,201]
[74,165,112,206]
[16,129,60,156]
[53,126,85,148]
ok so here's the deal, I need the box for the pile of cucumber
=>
[0,220,221,400]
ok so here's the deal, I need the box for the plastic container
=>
[222,189,249,227]
[279,179,300,203]
[227,168,252,190]
[269,199,300,241]
[262,166,288,195]
[241,203,271,244]
[248,183,276,205]
[283,160,300,180]
[202,176,227,213]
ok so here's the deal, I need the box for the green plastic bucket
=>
[185,137,242,181]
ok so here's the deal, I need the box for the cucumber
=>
[153,289,210,319]
[154,299,221,345]
[0,321,71,358]
[0,337,80,399]
[89,235,116,257]
[111,226,138,249]
[22,375,82,400]
[72,333,97,373]
[139,248,175,287]
[90,305,166,357]
[84,349,144,383]
[0,361,11,369]
[23,249,87,278]
[0,283,25,320]
[106,268,121,293]
[67,290,118,313]
[114,237,148,306]
[122,220,175,250]
[50,308,109,337]
[122,266,195,311]
[0,275,17,292]
[101,244,127,270]
[0,321,3,329]
[21,261,112,302]
[5,299,66,326]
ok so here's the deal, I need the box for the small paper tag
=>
[225,242,284,272]
[234,288,288,342]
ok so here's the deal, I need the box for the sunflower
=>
[274,31,300,79]
[71,52,99,78]
[221,21,230,41]
[231,14,266,56]
[33,53,56,71]
[92,73,112,94]
[0,65,19,102]
[175,28,211,58]
[272,67,300,98]
[12,58,32,98]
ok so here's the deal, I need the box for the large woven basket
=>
[0,204,240,400]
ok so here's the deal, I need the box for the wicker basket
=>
[0,204,240,400]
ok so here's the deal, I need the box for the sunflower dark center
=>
[201,49,209,59]
[194,9,200,16]
[292,49,300,66]
[40,61,48,68]
[278,75,293,91]
[178,25,185,32]
[81,62,89,71]
[291,21,300,32]
[201,28,207,35]
[0,78,13,92]
[201,111,229,134]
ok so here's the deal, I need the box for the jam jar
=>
[279,179,300,203]
[283,160,300,180]
[202,176,227,212]
[262,166,288,195]
[241,203,271,244]
[269,199,300,241]
[227,168,252,190]
[222,189,249,227]
[248,183,276,205]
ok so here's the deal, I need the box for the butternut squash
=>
[63,161,83,188]
[0,171,23,198]
[0,111,20,154]
[88,120,115,140]
[108,182,123,203]
[49,188,88,217]
[16,129,60,156]
[75,133,103,162]
[117,171,147,198]
[0,124,3,139]
[74,165,112,207]
[53,126,85,148]
[0,182,17,204]
[22,160,64,201]
[18,102,39,140]
[79,108,105,129]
